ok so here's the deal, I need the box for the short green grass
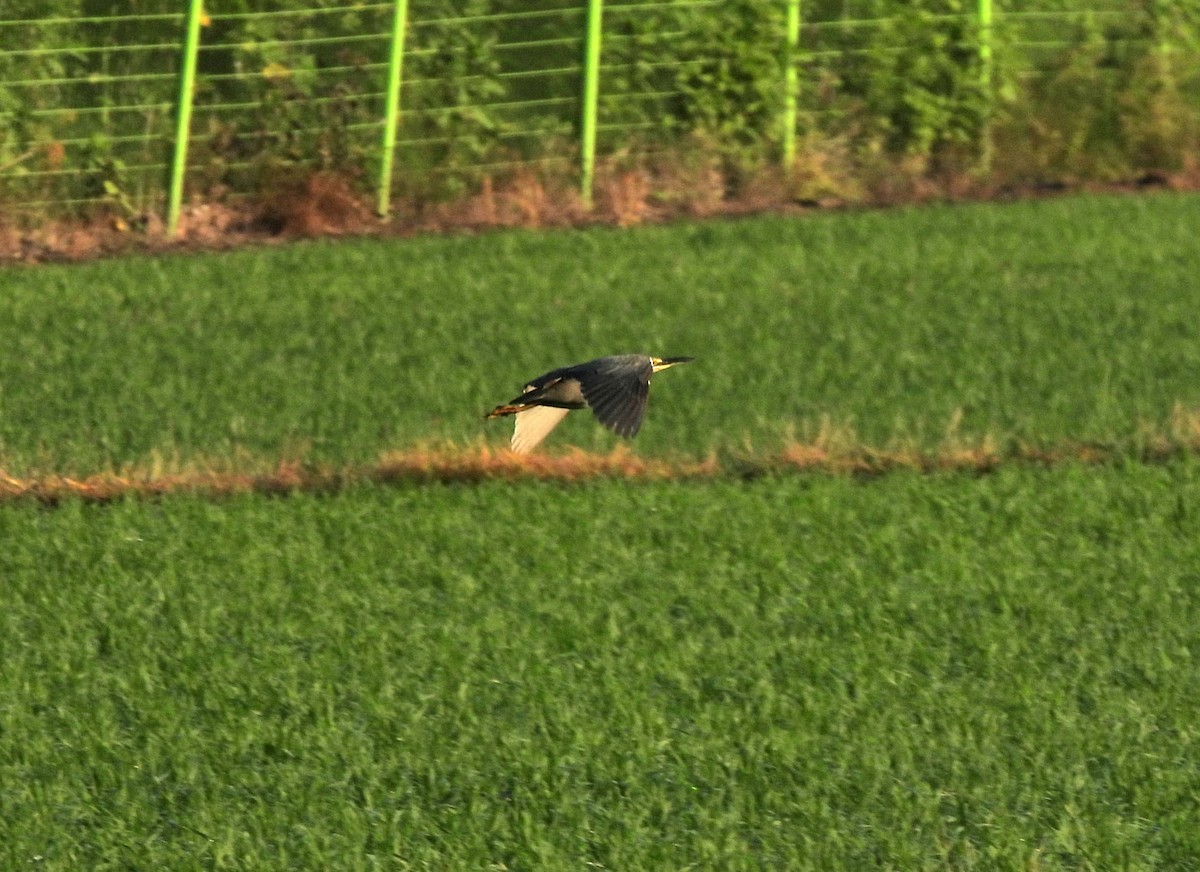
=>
[3,464,1200,869]
[1,192,1199,472]
[4,194,1200,869]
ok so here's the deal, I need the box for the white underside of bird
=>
[511,404,571,454]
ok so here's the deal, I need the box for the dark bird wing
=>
[515,373,587,409]
[577,356,653,438]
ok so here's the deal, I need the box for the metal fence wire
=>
[0,1,1194,234]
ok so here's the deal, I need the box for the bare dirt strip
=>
[5,164,1198,266]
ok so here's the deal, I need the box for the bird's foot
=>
[484,404,526,419]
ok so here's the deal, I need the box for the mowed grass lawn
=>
[3,464,1200,869]
[0,192,1198,471]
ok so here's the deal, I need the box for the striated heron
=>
[485,354,694,453]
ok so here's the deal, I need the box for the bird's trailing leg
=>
[485,403,528,419]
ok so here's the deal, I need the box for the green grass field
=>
[3,193,1200,868]
[1,193,1199,472]
[3,466,1200,869]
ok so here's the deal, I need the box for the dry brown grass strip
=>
[0,447,720,505]
[2,426,1199,506]
[8,151,1200,266]
[372,445,719,484]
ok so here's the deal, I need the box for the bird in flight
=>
[485,354,693,454]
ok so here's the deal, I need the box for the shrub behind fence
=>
[1,0,1197,233]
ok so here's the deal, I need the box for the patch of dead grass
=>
[373,444,718,483]
[3,415,1200,505]
[7,143,1199,266]
[255,171,374,237]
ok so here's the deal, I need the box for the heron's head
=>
[651,356,695,372]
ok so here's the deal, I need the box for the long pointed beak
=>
[652,356,695,372]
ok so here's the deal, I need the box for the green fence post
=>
[167,0,203,236]
[378,0,410,217]
[783,0,801,173]
[978,0,993,173]
[580,0,603,209]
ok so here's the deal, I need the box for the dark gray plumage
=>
[485,354,693,453]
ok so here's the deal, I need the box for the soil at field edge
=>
[2,163,1197,265]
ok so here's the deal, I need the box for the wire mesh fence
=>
[0,1,1196,234]
[0,9,185,217]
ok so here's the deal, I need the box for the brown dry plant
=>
[3,425,1200,506]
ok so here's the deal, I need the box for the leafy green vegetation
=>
[3,1,1199,217]
[1,192,1199,473]
[2,464,1199,868]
